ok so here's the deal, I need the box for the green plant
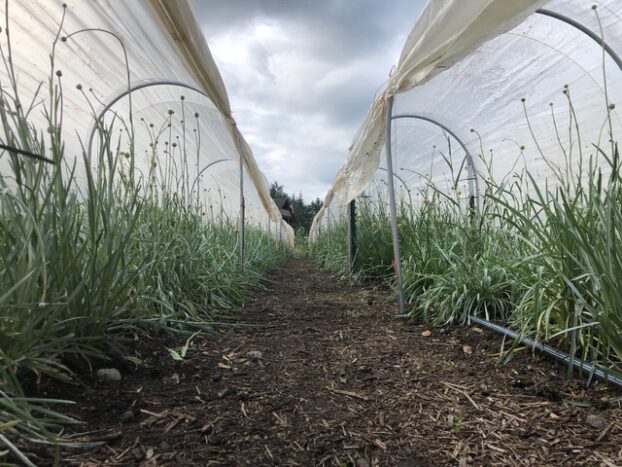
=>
[0,6,287,463]
[311,83,622,379]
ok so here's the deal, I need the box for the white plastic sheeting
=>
[0,0,294,245]
[311,0,621,239]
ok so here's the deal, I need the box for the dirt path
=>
[53,257,620,466]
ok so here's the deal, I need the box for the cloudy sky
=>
[191,0,425,201]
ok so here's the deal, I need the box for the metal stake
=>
[347,199,357,278]
[236,140,246,270]
[385,96,406,315]
[234,128,245,271]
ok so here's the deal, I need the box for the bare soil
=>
[35,257,622,466]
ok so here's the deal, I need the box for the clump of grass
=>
[310,218,349,277]
[313,84,622,379]
[354,198,394,278]
[0,6,287,463]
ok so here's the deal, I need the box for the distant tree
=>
[269,181,322,235]
[269,181,287,200]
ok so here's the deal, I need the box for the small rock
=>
[96,368,121,382]
[421,330,432,337]
[217,387,232,399]
[585,414,607,429]
[131,447,143,460]
[159,441,170,451]
[120,410,134,422]
[171,373,180,384]
[247,350,263,359]
[462,345,473,355]
[595,397,611,410]
[439,328,447,334]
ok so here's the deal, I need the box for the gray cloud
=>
[192,0,426,201]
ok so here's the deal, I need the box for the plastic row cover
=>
[0,0,294,246]
[311,0,621,239]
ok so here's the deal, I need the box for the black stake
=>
[0,143,55,164]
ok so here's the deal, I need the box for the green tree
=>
[269,181,287,200]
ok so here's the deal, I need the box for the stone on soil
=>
[95,368,121,382]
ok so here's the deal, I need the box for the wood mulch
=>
[31,257,622,466]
